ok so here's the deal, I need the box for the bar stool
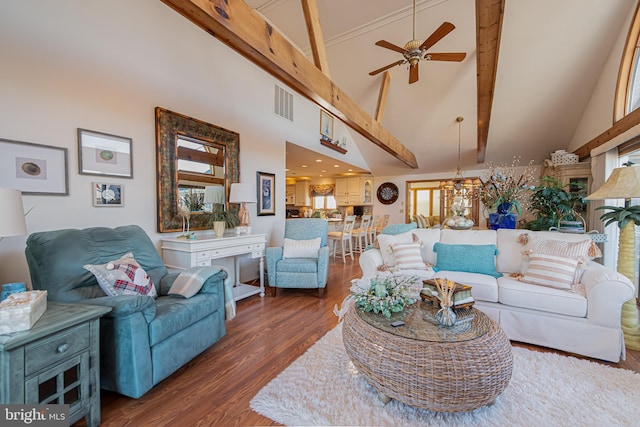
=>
[368,215,380,246]
[327,215,355,263]
[352,214,372,253]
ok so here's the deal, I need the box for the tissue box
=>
[0,290,47,334]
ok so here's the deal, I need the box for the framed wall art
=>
[257,171,275,216]
[92,182,124,207]
[78,128,133,178]
[320,110,333,140]
[0,138,69,195]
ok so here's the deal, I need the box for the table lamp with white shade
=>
[0,188,27,241]
[229,183,257,234]
[586,163,640,350]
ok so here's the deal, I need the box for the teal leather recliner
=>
[25,225,227,398]
[266,218,329,297]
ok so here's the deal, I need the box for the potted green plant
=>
[208,204,240,237]
[524,176,585,231]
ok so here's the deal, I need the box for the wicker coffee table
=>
[342,301,513,412]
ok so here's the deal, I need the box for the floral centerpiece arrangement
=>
[348,275,421,318]
[479,156,536,216]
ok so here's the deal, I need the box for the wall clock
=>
[377,182,399,204]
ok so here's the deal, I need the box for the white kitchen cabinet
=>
[286,185,295,205]
[335,176,373,205]
[294,181,310,206]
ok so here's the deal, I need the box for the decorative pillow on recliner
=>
[282,237,321,259]
[168,267,219,298]
[84,252,157,297]
[432,243,502,278]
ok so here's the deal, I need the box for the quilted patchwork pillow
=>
[392,242,427,270]
[84,252,157,297]
[520,253,581,290]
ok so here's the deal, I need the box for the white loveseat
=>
[359,228,634,362]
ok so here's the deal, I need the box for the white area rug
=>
[250,324,640,427]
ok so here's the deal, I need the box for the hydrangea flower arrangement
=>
[479,156,537,215]
[350,275,421,318]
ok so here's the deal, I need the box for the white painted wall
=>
[568,10,635,152]
[0,0,368,285]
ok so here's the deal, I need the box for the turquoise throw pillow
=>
[381,222,417,235]
[432,243,503,278]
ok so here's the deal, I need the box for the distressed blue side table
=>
[0,302,111,427]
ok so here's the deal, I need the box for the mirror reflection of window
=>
[176,135,225,212]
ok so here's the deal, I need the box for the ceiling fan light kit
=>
[369,0,465,84]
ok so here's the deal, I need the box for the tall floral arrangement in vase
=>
[480,157,536,216]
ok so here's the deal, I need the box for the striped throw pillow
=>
[524,234,601,260]
[521,253,581,289]
[392,242,427,270]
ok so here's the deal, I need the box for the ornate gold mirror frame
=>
[155,107,240,232]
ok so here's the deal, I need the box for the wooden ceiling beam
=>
[162,0,418,169]
[574,107,640,160]
[476,0,505,163]
[301,0,330,77]
[374,71,391,122]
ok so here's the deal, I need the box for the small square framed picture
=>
[93,183,123,207]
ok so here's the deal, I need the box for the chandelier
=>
[439,116,480,228]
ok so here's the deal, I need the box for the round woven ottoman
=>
[342,302,513,412]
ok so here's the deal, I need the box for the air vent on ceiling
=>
[274,84,293,122]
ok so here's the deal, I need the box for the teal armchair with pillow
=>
[266,218,329,297]
[25,225,228,398]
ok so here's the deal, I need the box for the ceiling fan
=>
[369,0,466,84]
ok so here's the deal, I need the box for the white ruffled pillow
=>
[282,237,321,259]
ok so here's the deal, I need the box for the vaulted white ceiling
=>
[246,0,634,178]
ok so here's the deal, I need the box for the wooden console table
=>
[161,234,266,301]
[0,302,111,427]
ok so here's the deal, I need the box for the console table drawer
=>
[25,324,90,375]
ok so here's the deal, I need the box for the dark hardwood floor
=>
[87,253,640,426]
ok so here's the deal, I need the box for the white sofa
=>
[359,228,634,362]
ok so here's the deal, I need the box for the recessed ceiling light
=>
[321,170,327,172]
[315,159,322,162]
[285,168,290,172]
[348,169,353,172]
[334,164,340,168]
[301,164,308,168]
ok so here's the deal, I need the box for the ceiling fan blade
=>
[369,60,405,76]
[419,22,455,51]
[409,63,419,84]
[425,52,466,62]
[375,40,407,54]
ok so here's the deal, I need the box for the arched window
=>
[614,2,640,120]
